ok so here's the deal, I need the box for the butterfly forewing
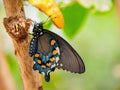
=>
[43,30,85,73]
[37,33,51,55]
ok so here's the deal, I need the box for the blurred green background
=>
[0,0,120,90]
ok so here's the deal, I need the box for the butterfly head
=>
[32,22,44,36]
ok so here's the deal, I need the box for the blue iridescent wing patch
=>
[29,22,85,82]
[33,34,60,81]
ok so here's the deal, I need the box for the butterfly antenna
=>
[42,15,57,26]
[42,16,51,25]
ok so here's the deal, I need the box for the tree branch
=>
[3,0,42,90]
[3,0,25,17]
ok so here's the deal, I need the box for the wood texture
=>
[3,0,25,17]
[3,0,43,90]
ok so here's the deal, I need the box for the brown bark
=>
[3,0,42,90]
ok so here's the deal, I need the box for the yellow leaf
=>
[29,0,64,28]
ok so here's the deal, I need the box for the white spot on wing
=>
[60,63,63,67]
[51,64,56,68]
[30,45,33,47]
[56,57,60,62]
[33,61,36,64]
[56,47,60,55]
[31,41,34,44]
[40,32,43,35]
[47,70,51,75]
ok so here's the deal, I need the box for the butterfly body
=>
[29,23,85,82]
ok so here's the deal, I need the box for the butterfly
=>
[29,22,85,82]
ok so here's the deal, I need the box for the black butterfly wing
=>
[43,30,85,73]
[29,37,38,57]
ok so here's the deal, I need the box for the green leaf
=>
[61,1,89,38]
[43,20,53,30]
[78,0,113,12]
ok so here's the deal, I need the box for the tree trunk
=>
[3,0,43,90]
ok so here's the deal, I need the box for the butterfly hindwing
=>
[43,30,85,73]
[33,32,60,82]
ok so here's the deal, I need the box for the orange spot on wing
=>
[37,60,42,64]
[50,57,55,62]
[35,53,39,57]
[41,65,46,69]
[28,0,64,28]
[50,40,56,46]
[52,50,57,55]
[46,63,51,67]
